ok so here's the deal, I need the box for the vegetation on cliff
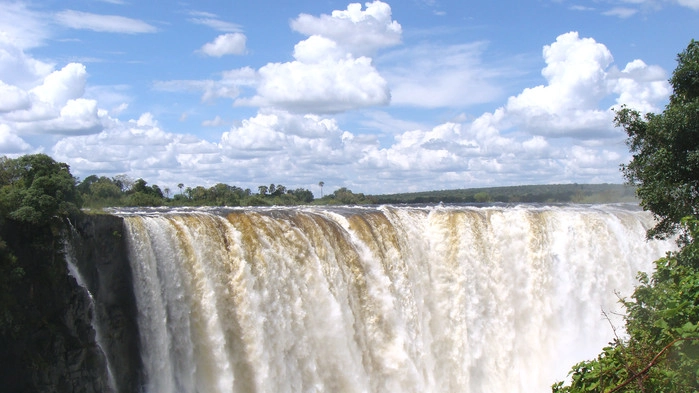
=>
[0,154,110,392]
[553,39,699,393]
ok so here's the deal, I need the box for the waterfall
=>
[117,204,675,393]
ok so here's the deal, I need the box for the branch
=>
[607,337,699,393]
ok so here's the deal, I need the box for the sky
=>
[0,0,697,196]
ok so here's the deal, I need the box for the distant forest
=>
[76,171,637,208]
[372,183,638,205]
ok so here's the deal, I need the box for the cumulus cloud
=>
[499,32,668,138]
[0,124,32,154]
[290,0,402,57]
[232,2,402,114]
[0,41,55,89]
[0,81,31,113]
[199,33,247,57]
[53,113,220,180]
[609,59,670,113]
[55,10,157,34]
[30,63,87,106]
[0,54,105,136]
[155,2,401,115]
[239,55,390,113]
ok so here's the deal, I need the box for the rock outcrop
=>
[69,213,142,393]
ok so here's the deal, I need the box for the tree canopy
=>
[0,154,80,226]
[617,39,699,239]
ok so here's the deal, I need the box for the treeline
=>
[78,174,638,209]
[373,183,638,204]
[77,174,376,208]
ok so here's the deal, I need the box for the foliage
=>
[617,39,699,239]
[317,187,376,205]
[553,40,699,393]
[0,154,80,334]
[76,175,317,207]
[0,154,80,226]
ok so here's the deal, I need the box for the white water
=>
[118,204,675,393]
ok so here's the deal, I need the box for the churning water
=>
[115,204,675,393]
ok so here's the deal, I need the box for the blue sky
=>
[0,0,697,196]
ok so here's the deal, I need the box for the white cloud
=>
[202,116,225,127]
[153,2,401,115]
[189,14,243,32]
[0,41,55,89]
[603,7,639,17]
[199,33,247,57]
[55,10,157,34]
[153,67,258,103]
[233,2,403,114]
[0,47,105,136]
[239,55,390,114]
[53,113,219,180]
[290,0,402,57]
[380,42,504,108]
[0,2,50,49]
[30,63,87,106]
[0,81,31,112]
[501,32,650,138]
[0,124,32,153]
[609,59,670,113]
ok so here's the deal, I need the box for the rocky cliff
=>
[0,213,141,393]
[69,213,142,393]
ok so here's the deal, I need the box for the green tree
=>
[554,40,699,393]
[124,178,164,206]
[617,39,699,239]
[0,154,80,226]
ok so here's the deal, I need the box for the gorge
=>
[65,203,675,393]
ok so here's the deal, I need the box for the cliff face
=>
[69,213,142,393]
[0,213,141,393]
[0,219,108,392]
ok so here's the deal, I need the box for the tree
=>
[125,178,164,206]
[112,174,134,193]
[178,183,184,195]
[0,154,80,226]
[258,185,268,196]
[554,40,699,393]
[617,39,699,239]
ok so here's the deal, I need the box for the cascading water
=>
[117,204,675,393]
